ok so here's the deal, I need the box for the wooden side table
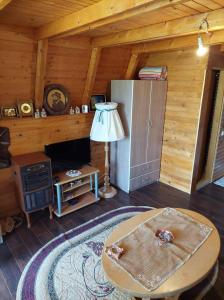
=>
[102,208,220,300]
[54,165,100,217]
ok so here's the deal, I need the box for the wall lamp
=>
[197,19,209,57]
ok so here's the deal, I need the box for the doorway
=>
[196,70,224,189]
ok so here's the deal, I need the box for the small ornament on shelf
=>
[69,106,75,115]
[82,104,89,113]
[75,106,80,114]
[34,108,40,118]
[41,108,47,118]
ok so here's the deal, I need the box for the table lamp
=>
[90,102,124,198]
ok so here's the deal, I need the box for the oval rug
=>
[16,206,153,300]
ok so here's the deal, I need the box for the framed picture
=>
[44,84,70,115]
[90,94,106,111]
[1,106,17,118]
[17,100,34,117]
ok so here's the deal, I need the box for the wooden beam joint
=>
[34,39,48,109]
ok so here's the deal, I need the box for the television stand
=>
[54,165,100,217]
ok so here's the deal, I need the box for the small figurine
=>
[34,108,40,118]
[75,106,80,114]
[41,108,47,118]
[69,106,75,115]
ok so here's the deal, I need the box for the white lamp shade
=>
[90,102,125,142]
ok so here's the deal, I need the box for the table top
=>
[102,208,220,299]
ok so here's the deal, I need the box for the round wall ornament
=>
[44,84,70,115]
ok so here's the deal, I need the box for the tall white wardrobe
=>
[110,80,167,192]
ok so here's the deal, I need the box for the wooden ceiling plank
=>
[82,47,101,103]
[35,39,48,109]
[184,1,210,12]
[0,0,12,10]
[193,0,222,10]
[212,0,224,6]
[132,30,224,53]
[174,3,199,14]
[92,8,224,47]
[36,0,189,39]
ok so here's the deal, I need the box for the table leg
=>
[49,204,53,219]
[90,175,93,190]
[56,185,62,216]
[94,172,99,199]
[25,212,31,228]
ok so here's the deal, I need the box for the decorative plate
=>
[44,84,70,115]
[17,100,34,117]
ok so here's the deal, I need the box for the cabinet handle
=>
[149,120,153,128]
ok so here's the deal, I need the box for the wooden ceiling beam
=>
[82,47,101,104]
[92,8,224,47]
[0,0,12,10]
[36,0,189,40]
[124,53,140,79]
[34,39,48,109]
[131,30,224,53]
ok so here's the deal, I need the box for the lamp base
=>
[99,185,117,199]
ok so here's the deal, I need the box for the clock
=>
[17,100,34,117]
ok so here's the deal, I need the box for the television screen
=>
[45,137,91,173]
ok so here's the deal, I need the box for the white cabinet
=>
[110,80,167,192]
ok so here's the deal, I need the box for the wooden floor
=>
[0,182,224,299]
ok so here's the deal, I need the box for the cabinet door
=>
[130,81,151,167]
[147,81,167,162]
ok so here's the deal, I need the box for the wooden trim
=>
[35,0,188,39]
[124,53,140,79]
[92,8,224,47]
[131,30,224,54]
[82,47,101,104]
[0,0,12,10]
[34,39,48,109]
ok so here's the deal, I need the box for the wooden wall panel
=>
[45,43,91,107]
[139,49,209,193]
[0,115,105,217]
[0,25,36,106]
[93,46,131,97]
[0,27,131,217]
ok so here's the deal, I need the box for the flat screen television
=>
[45,137,91,173]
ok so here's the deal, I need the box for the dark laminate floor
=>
[0,182,224,299]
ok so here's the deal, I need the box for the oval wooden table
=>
[102,208,220,300]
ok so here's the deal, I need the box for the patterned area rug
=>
[16,206,153,300]
[16,206,218,300]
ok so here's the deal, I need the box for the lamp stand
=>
[99,142,117,198]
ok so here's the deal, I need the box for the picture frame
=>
[17,100,34,117]
[90,94,106,111]
[44,84,70,115]
[1,106,18,118]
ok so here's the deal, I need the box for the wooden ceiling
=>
[0,0,223,34]
[80,1,224,38]
[0,0,224,47]
[0,0,102,28]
